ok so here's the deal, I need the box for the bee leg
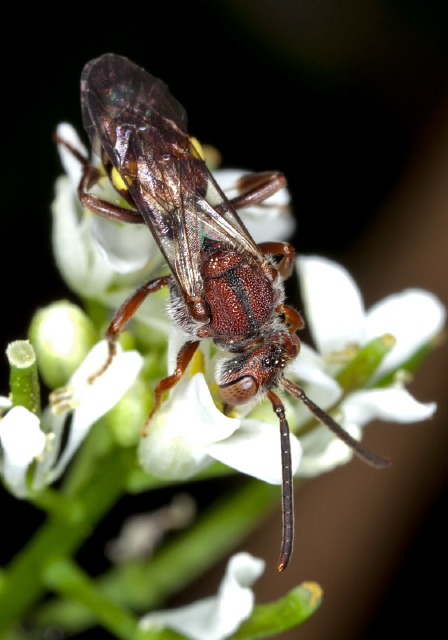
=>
[78,164,143,223]
[227,171,287,209]
[55,133,143,224]
[276,304,305,334]
[258,241,295,279]
[88,276,170,383]
[142,340,200,435]
[217,170,295,280]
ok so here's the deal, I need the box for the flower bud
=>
[29,301,97,388]
[106,377,152,447]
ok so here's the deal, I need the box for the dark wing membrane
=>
[191,164,265,259]
[81,54,266,299]
[130,139,267,299]
[81,54,188,158]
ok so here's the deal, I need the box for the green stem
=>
[30,487,85,523]
[35,479,283,633]
[6,340,40,416]
[0,447,132,634]
[43,559,139,640]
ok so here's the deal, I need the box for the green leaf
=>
[136,627,187,640]
[231,582,323,639]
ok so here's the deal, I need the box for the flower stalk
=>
[6,340,41,416]
[0,440,132,633]
[33,479,283,633]
[43,559,139,640]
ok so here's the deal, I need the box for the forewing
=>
[81,54,266,300]
[81,53,187,157]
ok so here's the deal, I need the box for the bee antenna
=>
[267,391,294,572]
[282,378,392,470]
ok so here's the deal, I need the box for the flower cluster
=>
[1,122,444,500]
[0,121,444,639]
[0,340,142,497]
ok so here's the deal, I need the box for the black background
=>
[1,2,448,638]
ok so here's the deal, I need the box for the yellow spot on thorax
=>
[111,166,129,192]
[189,136,205,160]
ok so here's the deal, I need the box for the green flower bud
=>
[106,377,151,447]
[28,301,97,388]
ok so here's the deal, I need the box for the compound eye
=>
[218,376,258,406]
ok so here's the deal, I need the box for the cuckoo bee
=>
[58,54,389,571]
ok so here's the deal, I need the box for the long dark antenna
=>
[268,391,294,572]
[282,378,391,469]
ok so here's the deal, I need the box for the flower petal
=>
[298,425,357,476]
[0,407,46,497]
[284,342,343,429]
[52,176,115,297]
[214,168,295,242]
[55,122,88,187]
[0,396,12,410]
[297,256,366,355]
[341,387,437,427]
[365,289,446,378]
[207,418,302,484]
[297,374,436,477]
[139,373,240,480]
[91,216,160,274]
[140,552,264,640]
[46,341,142,482]
[289,343,342,404]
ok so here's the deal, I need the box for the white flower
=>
[292,256,445,476]
[53,123,163,296]
[0,341,142,497]
[0,405,46,498]
[140,552,264,640]
[139,370,301,485]
[139,254,444,483]
[140,327,301,482]
[298,256,445,379]
[53,127,444,484]
[53,125,296,340]
[53,126,295,295]
[213,168,295,243]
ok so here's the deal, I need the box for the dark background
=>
[1,1,448,638]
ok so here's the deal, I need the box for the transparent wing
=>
[81,53,266,299]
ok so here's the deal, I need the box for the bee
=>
[59,54,389,571]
